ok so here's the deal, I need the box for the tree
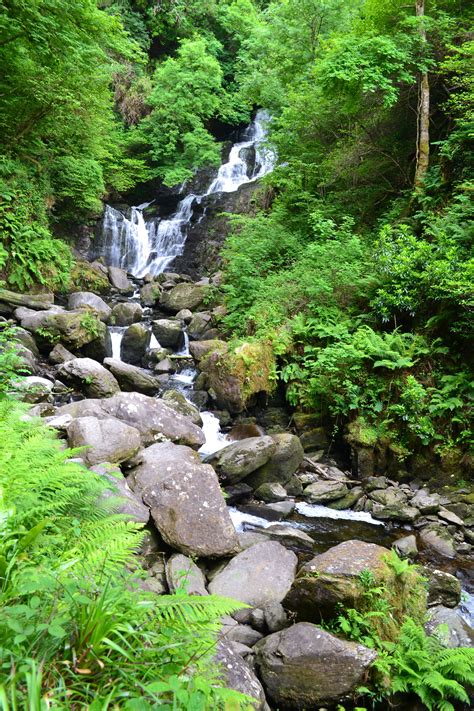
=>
[414,0,430,190]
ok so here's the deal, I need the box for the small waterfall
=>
[109,327,126,360]
[100,111,275,276]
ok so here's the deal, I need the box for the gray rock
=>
[188,311,212,340]
[254,482,288,503]
[162,389,202,425]
[153,357,175,374]
[16,345,38,375]
[165,554,208,595]
[227,624,263,647]
[67,416,141,466]
[371,503,420,522]
[129,441,238,558]
[91,462,149,523]
[410,489,440,514]
[11,326,39,357]
[58,357,120,398]
[176,308,193,323]
[161,283,208,313]
[420,524,456,559]
[108,266,133,294]
[49,343,75,364]
[17,308,107,353]
[263,602,288,633]
[426,606,474,648]
[152,319,184,349]
[14,376,53,403]
[246,434,305,488]
[209,436,276,484]
[44,413,74,432]
[68,292,111,322]
[140,282,162,306]
[215,641,268,710]
[254,623,377,708]
[438,507,465,526]
[303,480,349,503]
[258,524,314,552]
[369,486,408,507]
[393,534,418,559]
[327,486,364,510]
[189,339,227,362]
[427,569,461,608]
[103,358,161,395]
[209,541,297,607]
[265,501,295,518]
[111,302,143,326]
[120,323,151,366]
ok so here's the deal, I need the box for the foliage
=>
[0,401,254,708]
[0,327,27,398]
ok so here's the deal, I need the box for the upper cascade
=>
[99,110,276,277]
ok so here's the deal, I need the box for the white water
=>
[198,412,230,457]
[229,507,274,532]
[177,330,190,356]
[100,111,275,276]
[295,502,384,526]
[109,327,126,360]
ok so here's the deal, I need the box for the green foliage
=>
[79,311,103,340]
[0,327,27,398]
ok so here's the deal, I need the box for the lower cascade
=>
[99,110,275,277]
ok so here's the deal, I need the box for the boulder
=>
[160,283,208,313]
[426,606,474,648]
[49,343,75,364]
[327,487,364,510]
[140,282,161,306]
[258,524,314,552]
[227,624,263,647]
[103,358,161,395]
[68,292,111,322]
[108,266,133,294]
[420,524,456,559]
[303,480,349,504]
[0,288,53,310]
[111,302,143,326]
[162,390,202,426]
[58,358,120,398]
[11,327,39,357]
[254,482,288,503]
[215,641,268,710]
[284,540,392,621]
[410,489,441,514]
[246,434,305,488]
[129,441,238,557]
[209,436,276,485]
[14,376,53,403]
[393,534,418,559]
[188,311,212,340]
[299,428,328,452]
[67,416,141,466]
[371,503,420,523]
[209,541,297,607]
[175,308,193,323]
[254,623,377,709]
[91,462,149,523]
[165,554,208,595]
[426,569,461,608]
[263,602,288,633]
[120,323,151,365]
[152,319,184,349]
[189,339,227,362]
[369,486,408,507]
[17,308,107,353]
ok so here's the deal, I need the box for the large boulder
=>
[120,323,151,366]
[14,376,53,403]
[303,480,349,503]
[284,540,394,621]
[160,283,208,313]
[189,339,227,362]
[129,441,239,557]
[58,358,120,398]
[208,436,277,485]
[110,302,143,326]
[187,311,212,340]
[140,282,162,306]
[152,319,183,349]
[17,308,107,353]
[91,462,149,523]
[68,292,111,323]
[108,266,133,294]
[162,390,202,426]
[103,358,161,395]
[245,434,305,488]
[419,524,456,559]
[67,416,141,466]
[209,541,297,607]
[254,623,377,709]
[216,641,268,710]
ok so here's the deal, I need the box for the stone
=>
[410,489,441,514]
[11,327,39,357]
[111,302,143,326]
[266,501,295,518]
[249,608,266,631]
[44,413,74,432]
[209,436,276,485]
[67,416,141,466]
[254,482,288,503]
[254,623,377,709]
[371,503,420,522]
[209,541,297,607]
[215,641,267,710]
[299,427,328,452]
[165,554,208,595]
[420,524,456,559]
[0,288,53,310]
[303,480,349,504]
[120,323,151,366]
[162,389,202,425]
[18,308,108,353]
[426,606,474,648]
[175,308,193,323]
[189,338,227,362]
[160,283,208,312]
[285,476,304,497]
[246,434,305,488]
[14,376,53,403]
[58,357,120,398]
[258,524,314,552]
[91,462,149,523]
[152,319,184,349]
[228,624,263,647]
[393,534,418,559]
[153,357,175,374]
[129,441,238,557]
[284,540,392,621]
[426,569,461,608]
[140,282,161,306]
[224,483,253,505]
[327,487,364,510]
[49,343,75,364]
[68,292,111,322]
[187,311,213,340]
[16,346,38,375]
[108,266,133,294]
[263,602,288,633]
[369,486,408,507]
[438,507,465,526]
[103,358,161,395]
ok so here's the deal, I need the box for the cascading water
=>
[99,110,275,277]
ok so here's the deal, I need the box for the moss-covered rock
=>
[68,260,110,294]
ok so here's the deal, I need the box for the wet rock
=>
[224,483,253,505]
[176,308,193,323]
[209,541,297,607]
[209,436,276,484]
[299,428,329,452]
[68,292,111,323]
[258,524,314,552]
[111,302,143,326]
[266,501,295,518]
[103,358,161,395]
[67,416,141,466]
[14,376,54,403]
[303,480,348,504]
[49,343,75,364]
[129,441,238,558]
[327,487,364,510]
[189,338,227,362]
[58,357,120,398]
[91,462,149,523]
[215,641,268,710]
[426,606,474,648]
[108,266,133,294]
[263,602,288,633]
[228,624,264,647]
[18,308,107,353]
[188,311,212,339]
[420,524,456,559]
[165,554,208,595]
[284,540,392,621]
[254,623,377,709]
[120,323,151,365]
[410,489,440,514]
[152,319,184,349]
[162,389,202,425]
[153,357,175,374]
[426,569,461,608]
[254,482,287,503]
[140,282,161,306]
[160,283,208,312]
[371,503,420,522]
[393,534,418,559]
[246,434,305,488]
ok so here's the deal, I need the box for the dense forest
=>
[0,0,473,709]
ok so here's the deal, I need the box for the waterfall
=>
[99,110,275,277]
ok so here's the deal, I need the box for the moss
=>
[347,417,380,448]
[68,260,110,294]
[228,339,277,401]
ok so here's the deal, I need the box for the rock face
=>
[254,623,377,709]
[68,292,112,322]
[209,541,297,607]
[58,358,120,398]
[284,540,390,621]
[111,302,143,326]
[103,358,161,395]
[209,436,276,484]
[129,441,239,558]
[246,434,305,488]
[160,283,208,312]
[67,416,141,466]
[120,323,151,365]
[152,319,183,349]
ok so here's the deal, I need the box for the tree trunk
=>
[414,0,430,190]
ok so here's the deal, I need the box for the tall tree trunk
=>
[414,0,430,190]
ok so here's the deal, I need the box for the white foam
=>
[295,501,384,526]
[228,507,273,532]
[198,411,230,457]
